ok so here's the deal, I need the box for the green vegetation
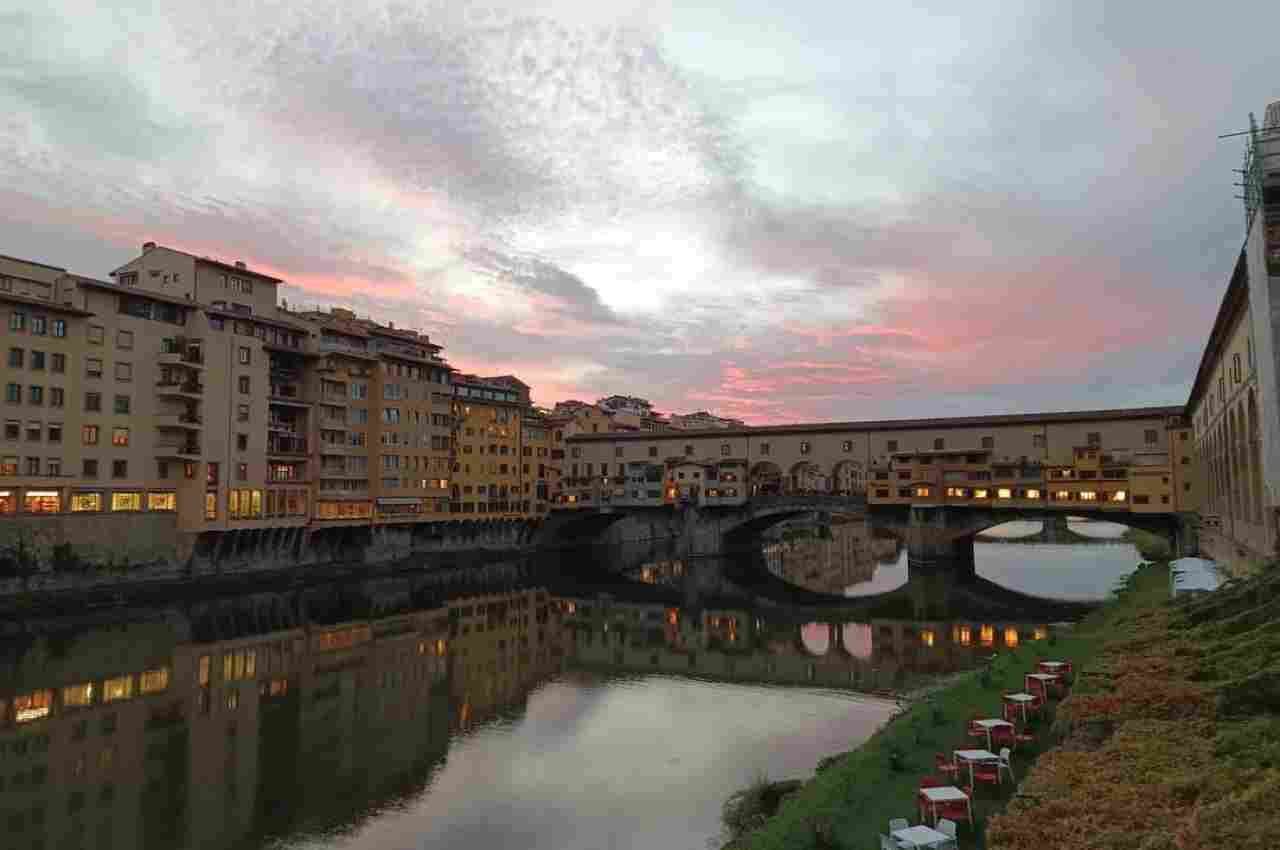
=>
[986,558,1280,848]
[727,563,1173,850]
[1123,528,1174,562]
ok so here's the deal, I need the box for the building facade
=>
[560,407,1197,515]
[449,374,531,517]
[1185,99,1280,561]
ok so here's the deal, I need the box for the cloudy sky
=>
[1,1,1276,422]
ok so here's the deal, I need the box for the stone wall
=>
[0,511,190,572]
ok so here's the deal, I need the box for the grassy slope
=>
[739,564,1171,850]
[987,561,1280,849]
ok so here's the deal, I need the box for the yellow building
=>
[450,374,530,517]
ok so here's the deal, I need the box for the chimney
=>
[388,321,395,329]
[142,241,156,252]
[234,261,246,269]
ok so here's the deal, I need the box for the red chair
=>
[991,725,1016,750]
[1014,727,1036,747]
[974,760,1001,788]
[966,714,986,741]
[935,753,961,780]
[937,797,973,828]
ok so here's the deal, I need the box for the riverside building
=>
[0,243,533,539]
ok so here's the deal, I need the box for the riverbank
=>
[722,561,1173,849]
[985,557,1280,849]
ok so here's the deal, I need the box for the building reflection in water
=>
[762,515,899,595]
[0,586,568,850]
[0,550,1057,850]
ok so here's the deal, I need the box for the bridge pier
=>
[904,506,978,581]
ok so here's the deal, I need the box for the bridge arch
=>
[750,461,783,496]
[832,460,865,495]
[789,461,825,494]
[799,622,831,656]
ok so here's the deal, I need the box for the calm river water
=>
[0,520,1139,850]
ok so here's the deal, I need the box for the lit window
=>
[1054,490,1071,500]
[914,486,930,498]
[103,675,132,702]
[979,625,995,647]
[1025,488,1041,499]
[996,488,1012,499]
[63,682,94,707]
[198,655,210,686]
[70,492,101,514]
[147,492,176,511]
[1111,490,1127,502]
[110,492,142,511]
[14,689,53,723]
[1004,628,1019,648]
[1079,491,1098,502]
[139,668,169,694]
[974,489,989,499]
[111,427,129,447]
[23,490,60,513]
[956,625,972,647]
[921,629,935,647]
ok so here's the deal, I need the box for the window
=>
[1033,434,1046,449]
[82,425,99,445]
[648,446,658,457]
[4,383,18,403]
[237,404,250,422]
[116,330,133,349]
[24,490,59,512]
[1079,490,1098,501]
[110,491,141,511]
[111,427,129,447]
[1086,432,1101,446]
[615,446,624,458]
[236,463,247,481]
[1144,429,1158,445]
[82,459,98,478]
[28,386,42,405]
[31,316,46,335]
[7,347,22,368]
[997,487,1013,499]
[147,492,176,511]
[720,443,731,456]
[205,491,217,520]
[760,442,770,455]
[88,325,104,344]
[981,436,994,449]
[238,346,251,365]
[113,395,130,415]
[52,319,65,338]
[29,350,45,371]
[25,422,40,442]
[799,441,811,455]
[683,444,694,456]
[85,392,101,412]
[886,440,898,452]
[2,420,15,439]
[114,362,132,381]
[51,353,65,373]
[1025,488,1041,499]
[842,440,852,452]
[63,683,94,707]
[9,311,25,331]
[86,357,102,378]
[47,424,61,443]
[112,459,128,478]
[103,675,132,702]
[238,376,250,394]
[933,438,944,450]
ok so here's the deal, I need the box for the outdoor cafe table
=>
[972,718,1013,750]
[953,748,999,788]
[1003,691,1036,723]
[919,785,972,827]
[1038,660,1067,674]
[892,824,953,849]
[1025,672,1060,697]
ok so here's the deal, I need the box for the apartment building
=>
[0,245,464,536]
[520,411,559,517]
[450,374,531,516]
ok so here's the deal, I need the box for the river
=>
[0,519,1139,850]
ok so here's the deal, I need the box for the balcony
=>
[156,413,203,431]
[156,441,201,461]
[319,338,373,357]
[318,442,357,455]
[269,383,310,407]
[268,418,304,434]
[158,339,204,370]
[267,437,308,458]
[319,469,369,480]
[318,393,349,407]
[156,379,203,399]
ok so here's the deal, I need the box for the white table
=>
[919,785,972,826]
[1003,691,1035,723]
[973,718,1013,750]
[1038,660,1066,672]
[1025,672,1060,697]
[893,825,953,848]
[953,748,999,787]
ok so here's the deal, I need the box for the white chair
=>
[888,818,909,833]
[934,818,959,849]
[998,747,1016,783]
[879,835,898,850]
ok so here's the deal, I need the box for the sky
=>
[1,0,1276,423]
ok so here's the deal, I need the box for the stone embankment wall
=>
[0,515,541,597]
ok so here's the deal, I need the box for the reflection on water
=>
[0,521,1138,850]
